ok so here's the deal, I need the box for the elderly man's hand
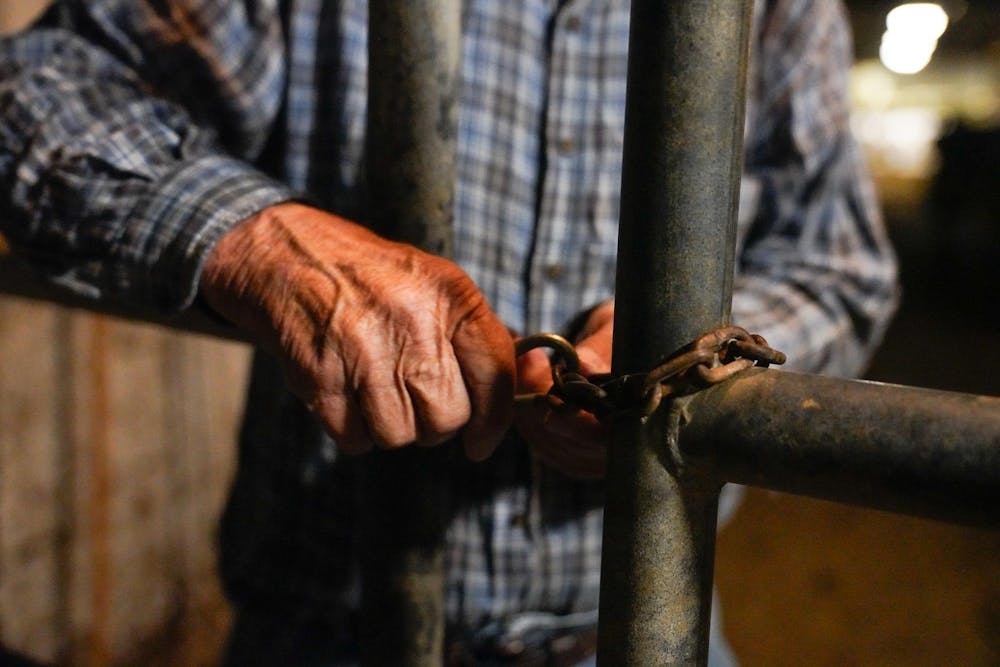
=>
[514,301,614,480]
[200,202,515,460]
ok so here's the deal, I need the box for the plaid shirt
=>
[1,0,897,636]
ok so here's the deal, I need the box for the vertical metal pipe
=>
[361,1,461,665]
[366,0,460,256]
[597,2,753,665]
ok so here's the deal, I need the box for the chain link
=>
[514,325,786,421]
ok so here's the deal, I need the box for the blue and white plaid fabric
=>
[1,0,897,637]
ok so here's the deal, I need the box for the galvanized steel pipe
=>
[683,369,1000,527]
[365,0,460,256]
[597,1,754,664]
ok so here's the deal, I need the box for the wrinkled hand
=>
[514,301,614,479]
[200,202,515,460]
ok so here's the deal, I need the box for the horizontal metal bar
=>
[7,250,999,534]
[0,254,246,341]
[682,368,1000,526]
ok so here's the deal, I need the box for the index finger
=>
[450,308,516,461]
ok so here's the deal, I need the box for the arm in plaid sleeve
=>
[733,0,900,376]
[0,1,294,312]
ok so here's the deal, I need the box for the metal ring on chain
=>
[514,325,786,421]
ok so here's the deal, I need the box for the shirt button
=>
[544,264,564,280]
[555,137,576,154]
[564,15,582,32]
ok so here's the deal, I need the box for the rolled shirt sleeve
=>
[0,2,295,312]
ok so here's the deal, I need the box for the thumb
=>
[517,347,554,393]
[451,311,515,461]
[575,327,613,377]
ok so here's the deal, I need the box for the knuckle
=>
[368,410,417,449]
[402,347,446,381]
[423,407,469,441]
[403,357,471,444]
[373,427,415,449]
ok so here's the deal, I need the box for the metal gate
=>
[1,1,998,665]
[599,2,998,664]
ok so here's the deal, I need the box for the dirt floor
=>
[717,491,1000,666]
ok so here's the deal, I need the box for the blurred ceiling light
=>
[880,30,935,75]
[880,2,949,75]
[886,3,949,39]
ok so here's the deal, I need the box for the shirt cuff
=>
[124,155,296,312]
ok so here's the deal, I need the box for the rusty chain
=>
[515,325,786,422]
